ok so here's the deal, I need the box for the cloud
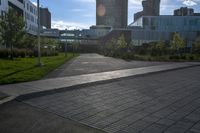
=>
[182,0,198,6]
[71,9,85,12]
[52,20,91,30]
[179,0,200,6]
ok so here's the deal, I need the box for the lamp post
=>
[37,0,42,66]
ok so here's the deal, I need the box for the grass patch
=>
[128,54,200,62]
[0,53,78,85]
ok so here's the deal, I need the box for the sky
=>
[30,0,200,30]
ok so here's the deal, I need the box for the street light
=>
[37,0,42,66]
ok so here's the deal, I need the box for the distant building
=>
[40,7,51,29]
[41,28,60,39]
[96,0,128,28]
[0,0,38,35]
[129,15,200,47]
[81,25,112,39]
[134,0,161,21]
[174,7,194,16]
[174,7,200,17]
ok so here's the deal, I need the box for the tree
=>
[117,34,127,50]
[0,9,25,60]
[105,38,116,56]
[170,32,185,54]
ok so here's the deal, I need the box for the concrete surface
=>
[44,54,172,78]
[0,101,106,133]
[0,62,198,97]
[22,66,200,133]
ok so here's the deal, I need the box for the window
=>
[0,0,1,5]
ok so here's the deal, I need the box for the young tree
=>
[0,9,25,60]
[170,32,185,54]
[117,34,128,50]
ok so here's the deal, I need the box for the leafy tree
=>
[105,38,116,56]
[41,37,59,48]
[117,34,127,50]
[0,9,25,60]
[170,32,185,54]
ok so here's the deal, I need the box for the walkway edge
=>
[14,63,200,101]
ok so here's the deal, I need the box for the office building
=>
[96,0,128,28]
[174,7,200,17]
[174,7,194,16]
[129,15,200,47]
[0,0,38,35]
[24,0,38,35]
[40,7,51,29]
[134,0,161,21]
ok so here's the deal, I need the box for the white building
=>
[0,0,38,35]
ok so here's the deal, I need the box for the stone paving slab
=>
[22,66,200,133]
[0,101,106,133]
[0,62,199,98]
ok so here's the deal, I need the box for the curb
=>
[15,64,200,102]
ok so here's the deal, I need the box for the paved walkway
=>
[23,66,200,133]
[0,62,199,97]
[44,54,172,78]
[0,101,106,133]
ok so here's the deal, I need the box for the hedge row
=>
[0,49,58,58]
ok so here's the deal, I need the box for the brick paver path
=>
[23,66,200,133]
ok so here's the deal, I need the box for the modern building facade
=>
[40,7,51,29]
[24,0,38,35]
[134,0,161,21]
[0,0,38,35]
[96,0,128,28]
[129,15,200,47]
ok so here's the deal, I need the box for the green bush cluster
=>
[0,48,59,59]
[102,33,200,61]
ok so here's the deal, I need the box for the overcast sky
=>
[31,0,200,30]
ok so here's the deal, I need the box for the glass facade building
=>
[129,15,200,46]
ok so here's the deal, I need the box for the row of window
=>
[26,2,36,15]
[25,12,37,24]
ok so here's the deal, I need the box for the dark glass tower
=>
[142,0,161,16]
[96,0,128,28]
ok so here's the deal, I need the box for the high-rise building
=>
[143,0,160,16]
[134,0,161,21]
[96,0,128,28]
[40,7,51,29]
[174,7,195,16]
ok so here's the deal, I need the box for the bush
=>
[0,48,59,59]
[0,49,9,58]
[188,55,194,60]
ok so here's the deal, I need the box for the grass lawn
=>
[0,53,78,85]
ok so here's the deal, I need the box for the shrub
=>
[0,49,9,58]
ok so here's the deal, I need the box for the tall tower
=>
[96,0,128,28]
[143,0,161,16]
